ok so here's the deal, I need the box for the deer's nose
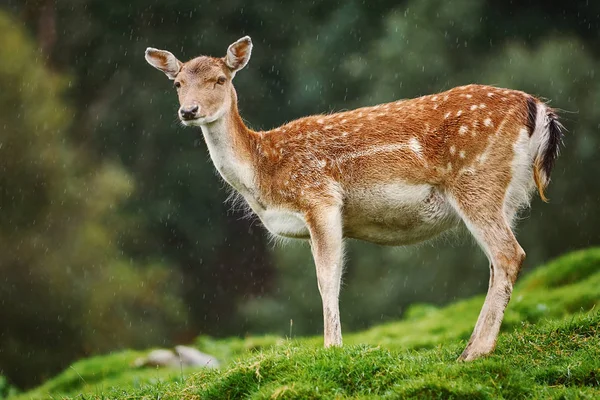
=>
[179,105,199,120]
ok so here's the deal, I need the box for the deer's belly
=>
[253,183,459,244]
[342,183,459,246]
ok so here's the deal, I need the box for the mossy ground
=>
[10,248,600,399]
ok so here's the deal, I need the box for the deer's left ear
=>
[225,36,252,74]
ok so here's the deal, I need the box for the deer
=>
[144,36,563,361]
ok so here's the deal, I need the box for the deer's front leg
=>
[307,205,344,347]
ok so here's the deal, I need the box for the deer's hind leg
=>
[447,178,526,361]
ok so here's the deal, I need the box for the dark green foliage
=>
[0,11,184,388]
[0,376,17,399]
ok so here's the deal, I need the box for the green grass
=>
[11,248,600,399]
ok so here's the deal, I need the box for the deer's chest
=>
[236,189,311,239]
[258,208,311,239]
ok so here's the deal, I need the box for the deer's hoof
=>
[458,342,494,362]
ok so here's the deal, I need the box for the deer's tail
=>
[528,97,564,202]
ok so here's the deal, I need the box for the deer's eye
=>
[174,81,181,89]
[216,76,226,85]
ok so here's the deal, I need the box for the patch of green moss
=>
[13,248,600,399]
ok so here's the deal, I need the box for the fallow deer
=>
[145,36,563,361]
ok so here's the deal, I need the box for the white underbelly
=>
[250,182,459,245]
[342,182,459,246]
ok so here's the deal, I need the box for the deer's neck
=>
[200,101,259,199]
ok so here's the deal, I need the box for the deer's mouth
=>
[181,115,215,126]
[181,117,201,125]
[180,116,201,122]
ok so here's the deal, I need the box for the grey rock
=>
[175,345,220,368]
[133,346,220,369]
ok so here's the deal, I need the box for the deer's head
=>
[145,36,252,126]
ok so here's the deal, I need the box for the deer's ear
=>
[225,36,252,74]
[145,47,182,80]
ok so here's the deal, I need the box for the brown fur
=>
[235,84,539,211]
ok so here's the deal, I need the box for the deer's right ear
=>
[145,48,182,80]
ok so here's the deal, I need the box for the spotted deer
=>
[145,36,563,361]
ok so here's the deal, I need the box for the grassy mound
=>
[11,248,600,399]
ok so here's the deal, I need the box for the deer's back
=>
[260,84,531,192]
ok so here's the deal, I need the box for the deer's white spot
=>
[479,103,486,108]
[450,145,456,155]
[466,94,473,99]
[459,150,466,159]
[324,125,333,130]
[443,95,449,101]
[444,112,451,119]
[456,110,463,116]
[487,92,494,97]
[484,118,493,127]
[317,118,325,124]
[478,148,490,163]
[409,138,423,157]
[459,125,468,135]
[337,144,410,163]
[470,105,478,111]
[432,96,438,101]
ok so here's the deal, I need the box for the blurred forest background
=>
[1,0,599,389]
